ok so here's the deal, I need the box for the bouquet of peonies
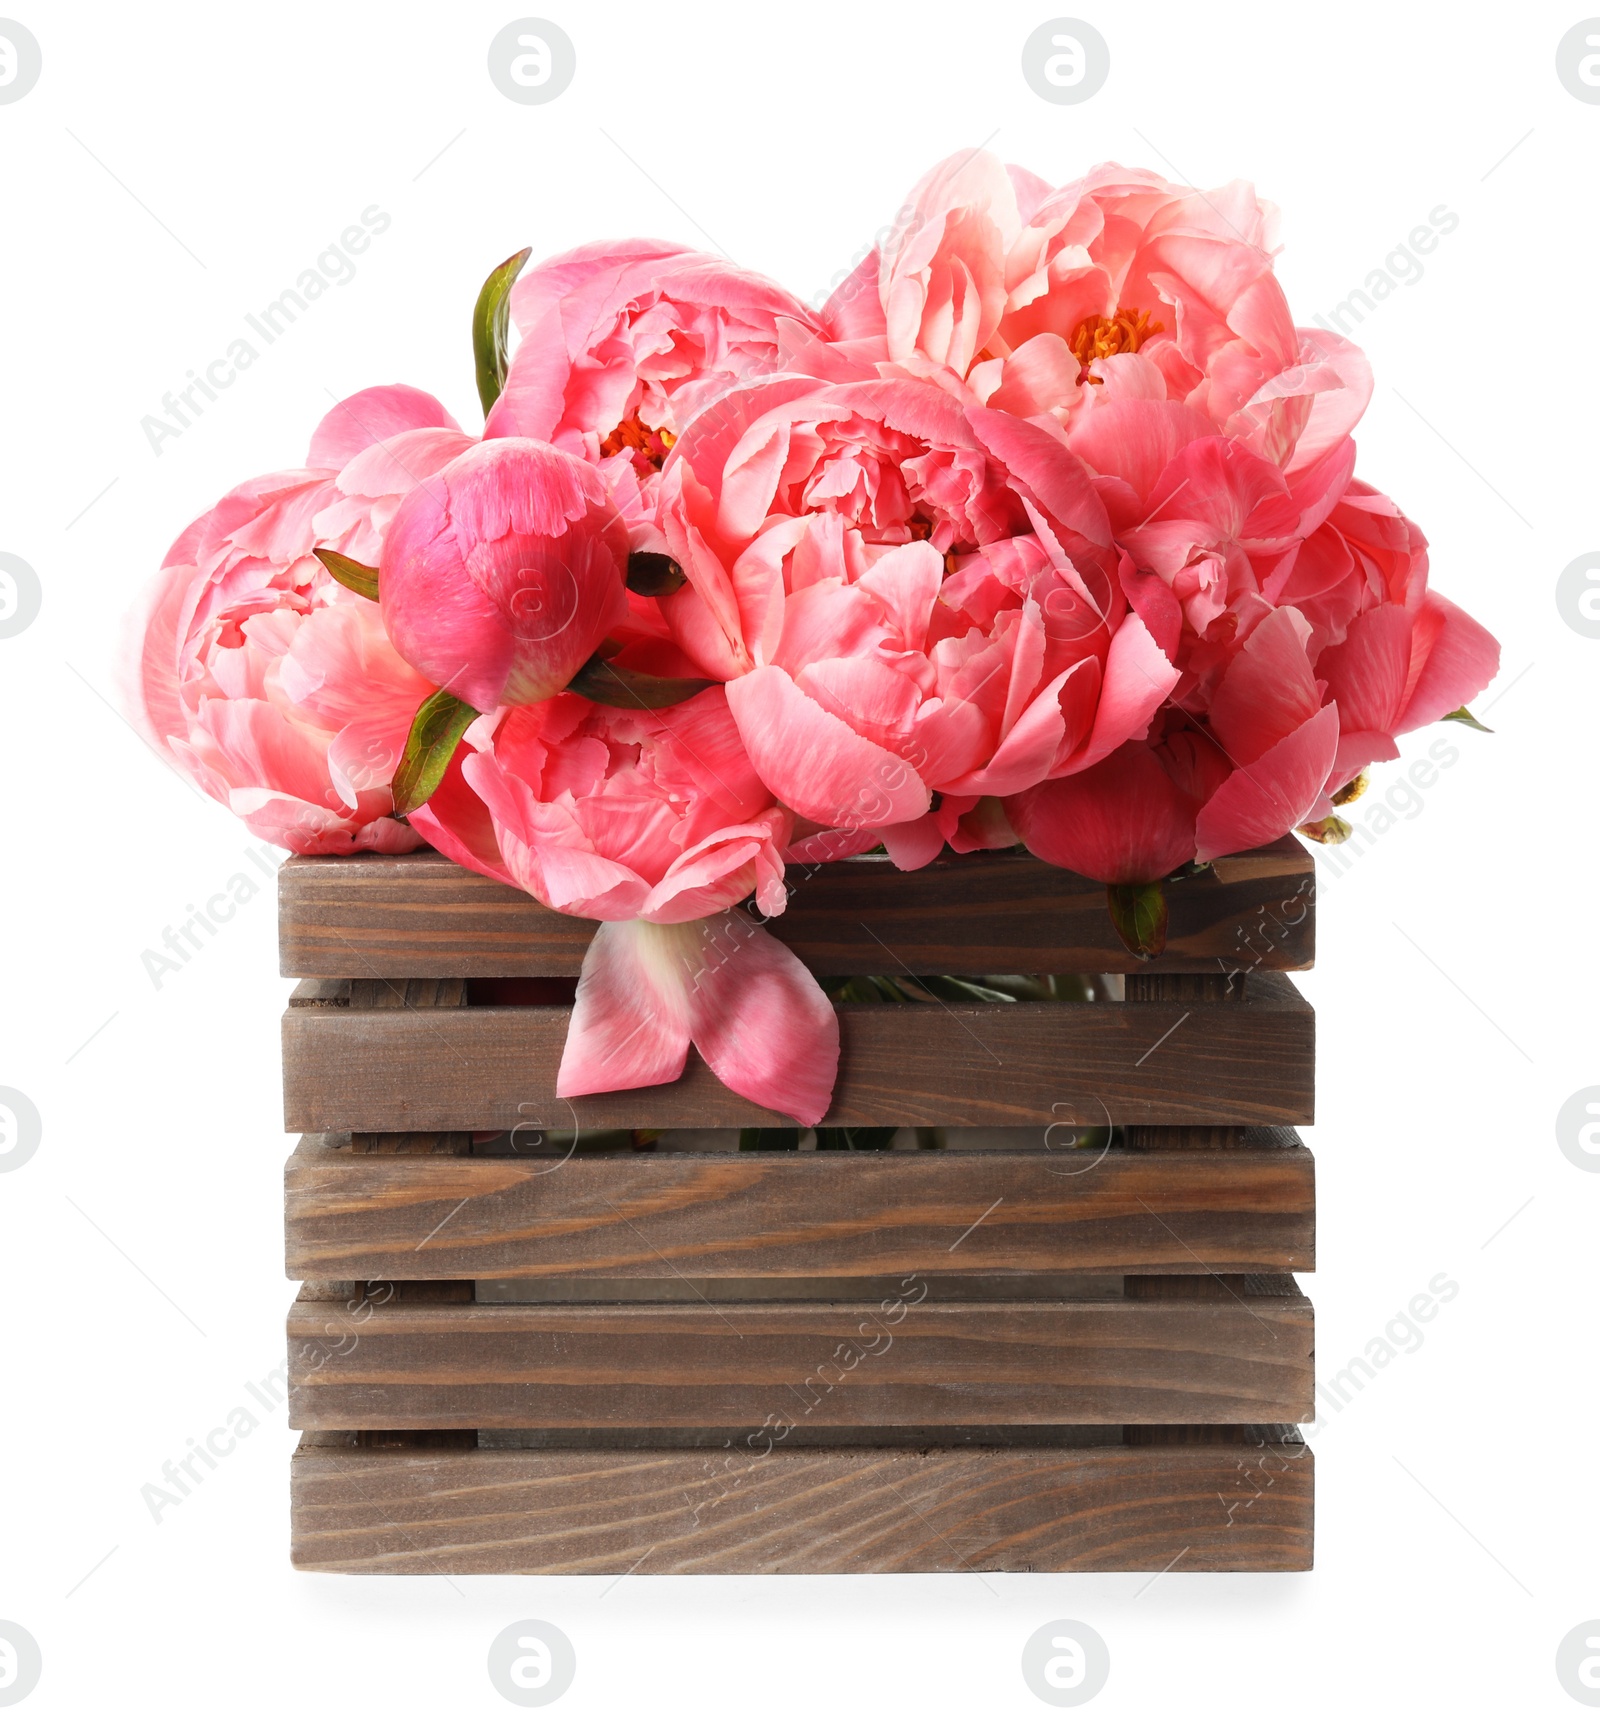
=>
[123,151,1498,1126]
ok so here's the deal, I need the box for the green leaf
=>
[1442,705,1494,734]
[566,652,713,710]
[1105,881,1168,960]
[312,547,379,602]
[922,975,1017,1003]
[472,246,533,417]
[626,550,688,596]
[1298,814,1353,845]
[823,976,893,1003]
[390,689,478,816]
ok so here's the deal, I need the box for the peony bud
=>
[380,437,629,711]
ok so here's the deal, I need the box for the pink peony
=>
[656,373,1179,866]
[415,687,791,923]
[1006,590,1495,879]
[1070,417,1497,841]
[824,151,1370,473]
[123,385,465,854]
[483,239,823,464]
[410,689,837,1124]
[379,438,631,713]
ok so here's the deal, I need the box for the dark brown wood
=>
[279,839,1315,979]
[472,1274,1129,1301]
[284,1138,1314,1281]
[348,1132,473,1156]
[289,1426,1312,1572]
[1123,1273,1301,1301]
[1124,972,1269,1149]
[286,1285,1313,1430]
[347,977,467,1010]
[1124,973,1238,1002]
[275,840,1321,1574]
[1125,1126,1277,1150]
[281,970,1314,1131]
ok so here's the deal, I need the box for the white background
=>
[1,1,1595,1719]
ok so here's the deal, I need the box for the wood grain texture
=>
[289,1427,1313,1572]
[284,1138,1314,1281]
[281,971,1314,1131]
[278,839,1315,979]
[286,1287,1313,1430]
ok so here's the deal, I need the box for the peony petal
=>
[939,660,1080,797]
[875,811,949,870]
[1282,329,1373,474]
[682,910,840,1125]
[986,334,1080,418]
[558,920,695,1096]
[1195,703,1341,861]
[1395,592,1500,734]
[1069,611,1179,772]
[1316,602,1411,736]
[797,656,924,753]
[820,249,888,342]
[639,830,769,924]
[557,914,840,1126]
[409,747,515,885]
[117,558,194,763]
[1206,605,1321,764]
[308,384,462,471]
[1007,741,1199,884]
[782,825,883,864]
[1067,397,1218,516]
[949,794,1018,852]
[967,405,1112,550]
[1326,727,1401,791]
[726,664,929,831]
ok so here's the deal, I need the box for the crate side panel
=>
[281,974,1314,1132]
[279,841,1315,978]
[289,1434,1313,1573]
[286,1292,1314,1430]
[285,1144,1316,1281]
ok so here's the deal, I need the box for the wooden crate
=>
[280,839,1318,1573]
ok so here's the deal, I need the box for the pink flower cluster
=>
[126,152,1498,1123]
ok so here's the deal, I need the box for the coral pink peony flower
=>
[1006,590,1496,880]
[656,373,1178,866]
[483,239,823,461]
[123,385,466,854]
[823,151,1370,473]
[1011,387,1496,869]
[379,438,631,712]
[410,688,838,1123]
[415,688,790,922]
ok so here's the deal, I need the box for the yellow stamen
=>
[1068,307,1165,383]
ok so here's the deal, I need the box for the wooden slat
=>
[286,1287,1313,1429]
[289,1427,1313,1572]
[347,977,466,1009]
[279,839,1315,978]
[281,971,1314,1131]
[284,1138,1314,1281]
